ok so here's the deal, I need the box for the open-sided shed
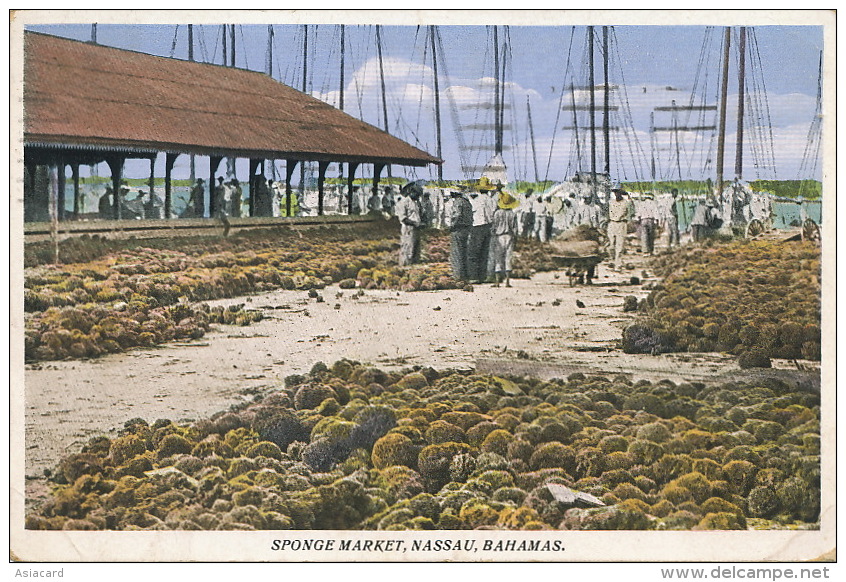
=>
[23,31,441,220]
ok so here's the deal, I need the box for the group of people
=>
[606,185,748,270]
[213,177,244,218]
[182,177,304,219]
[606,187,684,271]
[98,183,162,220]
[447,179,521,286]
[395,178,521,287]
[364,187,398,218]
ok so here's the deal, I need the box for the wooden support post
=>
[373,163,385,195]
[317,161,329,216]
[164,153,177,219]
[106,156,124,220]
[347,162,359,215]
[285,160,299,217]
[72,163,80,218]
[209,155,223,217]
[57,159,66,221]
[49,165,59,263]
[148,156,156,217]
[248,159,260,216]
[24,162,34,191]
[23,162,35,221]
[259,160,266,216]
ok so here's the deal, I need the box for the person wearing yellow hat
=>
[490,190,520,287]
[476,176,495,192]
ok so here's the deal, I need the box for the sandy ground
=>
[20,248,817,511]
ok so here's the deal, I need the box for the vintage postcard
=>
[8,9,836,566]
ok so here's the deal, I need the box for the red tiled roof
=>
[23,31,441,167]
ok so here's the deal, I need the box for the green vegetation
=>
[620,179,822,200]
[748,180,822,200]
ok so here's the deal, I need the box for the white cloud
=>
[306,55,821,182]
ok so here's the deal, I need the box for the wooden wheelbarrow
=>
[547,239,604,286]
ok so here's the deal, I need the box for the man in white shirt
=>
[516,188,535,237]
[636,194,659,254]
[532,194,548,242]
[608,189,633,271]
[467,181,497,281]
[396,182,423,266]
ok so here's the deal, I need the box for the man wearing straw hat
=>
[490,189,520,287]
[467,176,497,282]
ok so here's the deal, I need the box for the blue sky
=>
[25,19,825,184]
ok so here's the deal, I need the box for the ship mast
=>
[221,25,227,67]
[339,24,345,112]
[268,25,276,181]
[734,26,747,180]
[299,24,308,198]
[715,26,731,197]
[340,25,349,212]
[266,25,273,76]
[430,25,443,182]
[376,25,392,179]
[570,85,583,174]
[603,26,610,178]
[527,96,539,183]
[493,25,503,157]
[188,25,195,186]
[226,25,236,177]
[588,26,597,201]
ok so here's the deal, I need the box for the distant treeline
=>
[747,180,822,199]
[620,179,822,199]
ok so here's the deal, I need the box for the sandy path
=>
[23,252,746,484]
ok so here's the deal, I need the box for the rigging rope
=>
[389,26,431,154]
[661,26,715,182]
[543,26,576,182]
[797,51,822,188]
[749,28,778,179]
[461,26,492,179]
[169,25,179,59]
[610,27,650,183]
[386,25,418,142]
[353,26,368,118]
[196,25,210,64]
[390,26,422,145]
[436,27,472,180]
[503,30,524,182]
[317,26,338,105]
[238,25,249,70]
[281,25,299,88]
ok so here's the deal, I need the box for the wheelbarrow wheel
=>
[802,218,821,243]
[745,218,765,239]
